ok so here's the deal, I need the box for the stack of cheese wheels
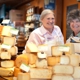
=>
[52,52,80,80]
[0,33,18,77]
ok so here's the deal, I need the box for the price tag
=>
[10,28,19,35]
[20,63,30,72]
[58,46,70,52]
[1,44,11,49]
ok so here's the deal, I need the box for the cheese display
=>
[47,56,60,66]
[30,68,52,79]
[52,75,74,80]
[53,64,73,75]
[15,54,29,68]
[1,28,80,80]
[25,42,39,52]
[1,60,14,68]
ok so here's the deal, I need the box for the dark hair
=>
[67,9,80,26]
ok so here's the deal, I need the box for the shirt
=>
[66,32,80,43]
[26,25,64,46]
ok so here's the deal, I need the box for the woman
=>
[66,9,80,43]
[26,9,64,46]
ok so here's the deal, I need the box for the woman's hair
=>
[67,9,80,25]
[39,9,54,22]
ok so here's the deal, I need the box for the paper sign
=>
[1,44,11,49]
[10,28,19,35]
[58,46,70,52]
[20,63,30,72]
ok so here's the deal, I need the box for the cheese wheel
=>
[1,52,11,59]
[30,68,52,79]
[64,43,75,54]
[28,53,37,65]
[53,64,73,75]
[26,42,39,52]
[51,46,63,56]
[60,55,69,65]
[0,67,14,76]
[37,52,47,59]
[52,75,73,80]
[15,54,29,68]
[68,54,79,66]
[17,72,30,80]
[1,26,12,37]
[3,36,16,46]
[1,60,14,68]
[36,58,48,68]
[47,56,60,66]
[72,67,80,78]
[8,46,18,55]
[14,67,21,77]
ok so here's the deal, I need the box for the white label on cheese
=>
[10,28,19,35]
[58,46,70,52]
[1,44,11,49]
[20,63,30,72]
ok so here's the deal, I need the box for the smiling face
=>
[41,13,55,33]
[70,18,80,35]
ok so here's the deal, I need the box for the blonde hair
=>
[40,9,54,22]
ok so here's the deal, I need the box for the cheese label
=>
[58,46,70,52]
[10,28,19,35]
[20,63,30,72]
[1,44,11,49]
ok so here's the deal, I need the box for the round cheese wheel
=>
[47,56,60,66]
[36,58,48,68]
[60,55,69,65]
[1,60,14,68]
[8,46,18,56]
[29,53,37,65]
[15,54,29,68]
